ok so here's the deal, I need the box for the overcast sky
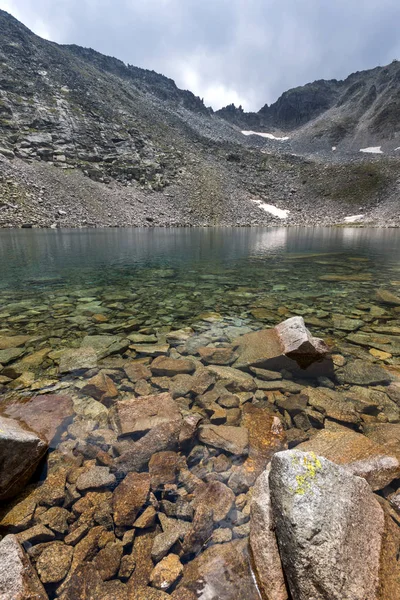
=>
[1,0,399,111]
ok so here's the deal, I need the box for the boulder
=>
[298,429,400,490]
[233,316,330,372]
[0,534,48,599]
[112,392,181,437]
[81,372,119,404]
[192,481,235,522]
[4,394,74,447]
[59,347,97,373]
[0,416,48,500]
[266,450,400,600]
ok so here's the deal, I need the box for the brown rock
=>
[190,370,216,395]
[149,451,184,490]
[76,466,116,492]
[150,553,183,590]
[242,403,286,473]
[129,529,158,589]
[0,416,48,501]
[130,588,170,600]
[193,481,234,522]
[301,387,361,424]
[198,424,249,455]
[364,423,400,460]
[36,542,73,584]
[113,472,150,526]
[151,516,191,562]
[206,365,256,392]
[134,506,157,529]
[4,394,74,448]
[181,505,214,557]
[198,346,236,365]
[0,534,48,600]
[124,361,152,382]
[115,420,182,476]
[377,288,400,306]
[92,541,123,580]
[180,538,260,599]
[298,429,400,490]
[112,392,182,437]
[0,335,33,350]
[81,372,119,405]
[151,356,196,376]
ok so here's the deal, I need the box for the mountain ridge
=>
[0,9,399,228]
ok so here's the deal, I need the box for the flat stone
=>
[336,359,392,385]
[4,394,74,447]
[81,372,119,404]
[364,423,400,460]
[112,392,181,437]
[81,335,130,358]
[179,538,260,599]
[0,535,48,599]
[151,518,190,562]
[130,343,170,356]
[150,356,196,376]
[124,362,152,383]
[113,472,150,526]
[36,542,73,583]
[92,541,123,581]
[255,379,304,393]
[198,346,236,365]
[193,481,235,522]
[242,403,286,473]
[149,451,184,490]
[249,366,282,380]
[0,416,48,501]
[150,554,183,591]
[298,429,400,490]
[332,315,364,331]
[377,289,400,306]
[134,506,157,529]
[76,466,116,491]
[59,347,97,373]
[17,524,55,545]
[301,386,361,424]
[206,365,256,392]
[0,347,25,365]
[0,335,32,350]
[198,425,249,455]
[181,505,214,557]
[115,420,182,475]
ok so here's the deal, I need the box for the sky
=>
[1,0,399,111]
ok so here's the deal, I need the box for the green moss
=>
[291,452,322,495]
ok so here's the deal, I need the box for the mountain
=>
[217,63,400,151]
[0,9,399,228]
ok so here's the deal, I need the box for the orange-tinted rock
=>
[81,372,118,405]
[242,403,286,473]
[150,356,196,377]
[112,392,181,437]
[113,472,150,526]
[150,553,183,590]
[149,451,184,490]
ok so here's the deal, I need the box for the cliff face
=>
[217,62,400,150]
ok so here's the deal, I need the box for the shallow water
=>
[0,227,399,598]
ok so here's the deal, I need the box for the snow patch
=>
[242,130,290,141]
[360,146,383,154]
[344,214,364,223]
[332,146,337,151]
[252,199,289,219]
[395,147,400,151]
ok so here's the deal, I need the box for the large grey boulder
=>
[262,450,400,600]
[0,534,48,599]
[233,316,330,373]
[0,416,48,500]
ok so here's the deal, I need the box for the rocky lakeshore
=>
[0,306,400,599]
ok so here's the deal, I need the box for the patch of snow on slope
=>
[360,146,383,154]
[344,214,364,223]
[252,199,289,219]
[395,147,400,151]
[242,130,290,141]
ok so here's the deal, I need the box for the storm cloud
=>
[1,0,399,110]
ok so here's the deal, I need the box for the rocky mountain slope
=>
[0,9,399,228]
[217,62,400,152]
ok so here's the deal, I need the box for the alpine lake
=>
[0,226,400,600]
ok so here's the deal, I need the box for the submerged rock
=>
[0,416,48,500]
[112,392,182,437]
